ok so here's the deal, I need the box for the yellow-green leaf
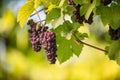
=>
[46,4,59,12]
[17,1,34,28]
[34,0,42,8]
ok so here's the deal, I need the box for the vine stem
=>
[35,9,41,22]
[72,32,108,53]
[30,8,47,17]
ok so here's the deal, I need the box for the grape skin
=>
[27,19,57,64]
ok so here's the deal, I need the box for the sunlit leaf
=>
[108,40,120,60]
[46,8,61,23]
[46,4,59,12]
[80,4,90,16]
[96,4,120,29]
[63,5,75,15]
[73,0,90,5]
[34,0,42,8]
[109,5,120,29]
[85,0,96,20]
[17,1,34,28]
[52,22,83,63]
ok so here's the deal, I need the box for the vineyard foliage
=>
[17,0,120,64]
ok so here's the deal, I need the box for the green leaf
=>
[63,5,75,15]
[96,5,120,29]
[57,21,73,40]
[51,13,63,29]
[73,0,90,5]
[52,23,83,63]
[71,39,83,57]
[85,0,96,20]
[17,1,34,28]
[42,0,61,7]
[71,16,76,23]
[108,40,120,60]
[80,4,90,16]
[75,31,88,40]
[109,5,120,29]
[56,37,73,63]
[72,22,81,31]
[105,32,112,43]
[46,8,61,23]
[105,46,109,53]
[96,5,111,26]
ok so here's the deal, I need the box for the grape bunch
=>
[38,27,57,64]
[68,0,93,24]
[109,26,120,40]
[27,19,57,64]
[27,19,41,52]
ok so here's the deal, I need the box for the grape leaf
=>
[34,0,42,8]
[109,5,120,29]
[96,5,120,29]
[56,20,83,40]
[46,4,59,12]
[56,21,73,40]
[96,5,111,26]
[84,1,94,20]
[105,32,112,43]
[42,0,61,7]
[56,37,74,63]
[59,0,66,7]
[80,4,90,16]
[63,5,75,15]
[75,32,88,40]
[72,22,81,31]
[73,0,90,5]
[52,25,83,63]
[70,38,83,57]
[56,37,83,63]
[51,13,63,29]
[46,8,61,23]
[17,1,34,28]
[108,40,120,60]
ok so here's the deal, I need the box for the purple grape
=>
[27,19,57,64]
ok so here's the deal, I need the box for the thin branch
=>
[34,9,45,29]
[72,32,108,53]
[30,8,47,17]
[35,9,41,21]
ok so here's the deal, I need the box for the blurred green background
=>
[0,0,120,80]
